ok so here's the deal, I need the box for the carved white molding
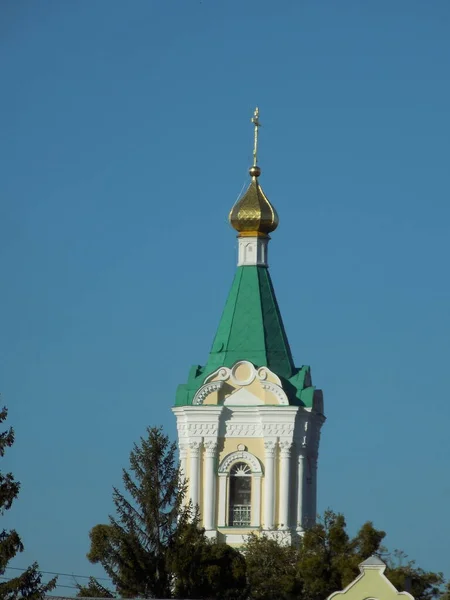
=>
[225,421,297,439]
[261,381,289,405]
[204,440,218,458]
[226,422,262,437]
[172,382,324,534]
[257,367,269,380]
[185,422,219,437]
[192,381,224,406]
[230,361,257,386]
[218,450,263,475]
[263,423,295,437]
[204,361,282,388]
[177,423,188,438]
[264,440,277,458]
[279,440,292,458]
[189,440,201,458]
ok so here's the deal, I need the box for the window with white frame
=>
[229,462,251,526]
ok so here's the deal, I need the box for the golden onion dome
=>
[229,166,279,236]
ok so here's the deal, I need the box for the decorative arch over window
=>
[218,450,263,475]
[217,450,262,528]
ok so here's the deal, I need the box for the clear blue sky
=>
[1,0,450,595]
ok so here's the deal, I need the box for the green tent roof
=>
[175,265,321,409]
[205,266,295,379]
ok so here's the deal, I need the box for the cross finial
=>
[251,107,261,167]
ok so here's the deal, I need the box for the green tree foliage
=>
[170,532,247,600]
[439,582,450,600]
[88,424,446,600]
[87,426,246,599]
[244,533,300,600]
[194,542,247,600]
[0,407,56,600]
[75,576,115,598]
[385,550,444,600]
[87,427,190,598]
[243,510,445,600]
[297,510,386,600]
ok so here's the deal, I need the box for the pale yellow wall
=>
[329,567,414,600]
[219,437,265,464]
[219,436,266,530]
[185,435,291,529]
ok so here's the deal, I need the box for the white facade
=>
[172,360,325,545]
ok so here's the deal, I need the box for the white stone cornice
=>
[226,422,262,437]
[263,422,295,437]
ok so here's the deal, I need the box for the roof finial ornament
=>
[229,107,278,240]
[250,107,261,178]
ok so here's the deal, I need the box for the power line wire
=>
[0,577,78,590]
[4,566,112,582]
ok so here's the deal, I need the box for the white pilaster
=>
[279,440,292,530]
[310,454,318,523]
[251,474,262,527]
[296,450,305,532]
[179,443,188,481]
[203,440,217,531]
[237,236,269,267]
[189,440,201,507]
[218,474,227,527]
[263,440,276,529]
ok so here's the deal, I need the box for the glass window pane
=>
[229,462,252,526]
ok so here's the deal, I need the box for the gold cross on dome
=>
[251,107,261,167]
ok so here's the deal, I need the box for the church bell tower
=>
[172,109,325,545]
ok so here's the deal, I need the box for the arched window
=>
[229,462,252,526]
[218,450,262,528]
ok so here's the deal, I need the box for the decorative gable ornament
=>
[328,556,415,600]
[192,361,289,406]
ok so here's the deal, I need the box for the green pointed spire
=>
[174,109,321,410]
[205,266,295,379]
[175,264,318,408]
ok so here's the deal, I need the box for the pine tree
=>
[87,426,199,598]
[0,407,56,600]
[75,576,115,598]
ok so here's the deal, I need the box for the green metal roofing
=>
[206,266,295,379]
[175,266,322,409]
